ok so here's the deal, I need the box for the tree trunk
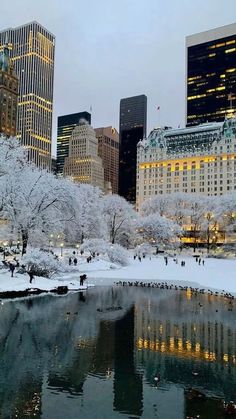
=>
[21,229,28,255]
[207,226,210,254]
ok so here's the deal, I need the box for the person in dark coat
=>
[28,271,34,284]
[74,258,78,266]
[80,274,87,286]
[9,262,15,278]
[69,257,72,265]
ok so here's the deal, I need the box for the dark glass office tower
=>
[119,94,147,202]
[186,23,236,126]
[57,111,91,174]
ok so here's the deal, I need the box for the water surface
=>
[0,286,235,418]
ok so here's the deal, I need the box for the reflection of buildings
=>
[135,292,236,365]
[114,306,143,417]
[0,288,235,417]
[134,290,236,401]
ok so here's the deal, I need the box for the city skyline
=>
[0,1,236,155]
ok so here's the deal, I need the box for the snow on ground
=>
[0,270,92,293]
[79,255,236,295]
[0,254,236,296]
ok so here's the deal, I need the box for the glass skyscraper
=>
[186,23,236,126]
[57,111,91,174]
[0,21,55,168]
[119,94,147,203]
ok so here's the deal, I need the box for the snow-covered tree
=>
[0,136,27,178]
[141,194,170,216]
[0,165,75,254]
[107,244,129,266]
[64,184,105,244]
[80,238,108,255]
[22,249,60,278]
[102,195,135,246]
[187,195,207,252]
[215,193,236,233]
[136,213,182,246]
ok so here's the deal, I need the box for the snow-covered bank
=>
[0,255,236,297]
[83,256,236,295]
[0,270,93,295]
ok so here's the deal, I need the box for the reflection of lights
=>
[223,353,229,362]
[137,338,230,364]
[106,368,112,379]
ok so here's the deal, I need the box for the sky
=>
[1,0,236,155]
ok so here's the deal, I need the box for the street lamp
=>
[60,243,64,257]
[3,242,8,260]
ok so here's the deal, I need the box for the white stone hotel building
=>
[136,118,236,211]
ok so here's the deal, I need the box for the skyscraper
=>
[186,23,236,126]
[0,21,55,168]
[119,94,147,202]
[95,126,119,194]
[0,43,18,136]
[63,121,105,191]
[57,111,91,174]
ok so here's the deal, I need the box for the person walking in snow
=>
[9,262,15,278]
[74,258,78,266]
[69,257,72,266]
[28,271,34,284]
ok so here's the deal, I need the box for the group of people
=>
[134,253,147,262]
[69,257,77,266]
[2,258,20,277]
[195,256,205,266]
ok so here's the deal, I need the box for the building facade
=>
[0,44,18,136]
[0,21,55,168]
[63,122,105,191]
[95,126,119,194]
[186,23,236,126]
[119,94,147,202]
[136,118,236,211]
[57,111,91,174]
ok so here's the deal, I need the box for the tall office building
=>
[186,23,236,126]
[119,94,147,202]
[0,43,18,136]
[95,126,119,194]
[0,21,55,168]
[57,111,91,174]
[63,121,105,191]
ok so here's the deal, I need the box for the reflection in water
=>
[0,287,235,418]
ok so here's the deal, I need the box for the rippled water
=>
[0,286,235,418]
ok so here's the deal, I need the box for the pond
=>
[0,286,235,418]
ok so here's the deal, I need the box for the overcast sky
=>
[1,0,236,155]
